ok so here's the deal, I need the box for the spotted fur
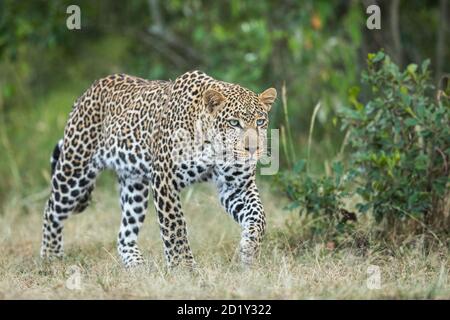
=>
[40,71,277,268]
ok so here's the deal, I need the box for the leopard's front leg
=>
[216,171,266,267]
[151,171,195,269]
[117,176,150,268]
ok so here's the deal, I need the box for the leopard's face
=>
[205,85,277,164]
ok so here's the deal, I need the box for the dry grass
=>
[0,182,449,299]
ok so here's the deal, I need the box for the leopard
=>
[40,70,277,269]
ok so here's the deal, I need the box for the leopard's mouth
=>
[209,136,266,164]
[233,150,263,163]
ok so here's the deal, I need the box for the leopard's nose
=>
[244,128,258,155]
[245,144,258,155]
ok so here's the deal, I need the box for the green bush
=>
[276,159,357,241]
[279,52,449,238]
[341,52,449,230]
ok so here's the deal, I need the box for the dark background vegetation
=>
[0,0,448,240]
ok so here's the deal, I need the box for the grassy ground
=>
[0,182,449,299]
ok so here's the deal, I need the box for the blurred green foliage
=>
[0,0,448,205]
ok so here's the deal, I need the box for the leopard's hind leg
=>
[40,140,99,259]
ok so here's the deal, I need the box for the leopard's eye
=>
[256,118,266,126]
[228,119,241,128]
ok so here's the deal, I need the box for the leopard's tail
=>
[50,139,63,176]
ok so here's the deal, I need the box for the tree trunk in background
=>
[390,0,403,67]
[436,0,448,83]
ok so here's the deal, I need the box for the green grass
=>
[0,183,448,299]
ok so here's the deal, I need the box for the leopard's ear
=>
[259,88,277,111]
[204,89,226,114]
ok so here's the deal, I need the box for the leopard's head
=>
[204,84,277,164]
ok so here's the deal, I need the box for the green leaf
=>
[416,104,426,118]
[404,118,418,127]
[421,59,430,73]
[414,154,428,170]
[293,159,306,174]
[332,161,344,176]
[348,86,363,110]
[372,51,385,63]
[407,63,418,75]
